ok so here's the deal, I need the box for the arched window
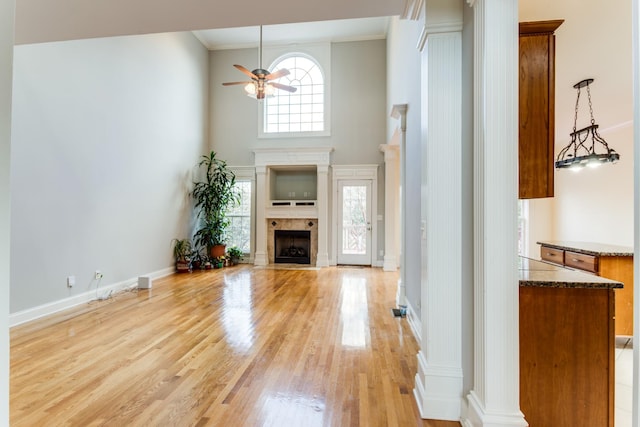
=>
[263,54,325,134]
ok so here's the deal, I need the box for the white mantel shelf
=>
[253,147,334,167]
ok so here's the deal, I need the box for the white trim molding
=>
[253,147,334,268]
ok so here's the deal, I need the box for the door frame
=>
[331,165,378,266]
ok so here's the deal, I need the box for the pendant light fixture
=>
[555,78,620,170]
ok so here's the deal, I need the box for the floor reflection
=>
[222,271,255,353]
[340,274,369,348]
[260,392,325,427]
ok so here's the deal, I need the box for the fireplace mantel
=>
[253,147,333,267]
[253,147,333,167]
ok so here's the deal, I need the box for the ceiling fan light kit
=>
[222,26,297,100]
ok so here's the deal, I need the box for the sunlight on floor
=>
[222,271,255,353]
[260,392,325,427]
[340,274,369,348]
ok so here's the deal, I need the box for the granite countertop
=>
[537,240,634,257]
[519,257,623,289]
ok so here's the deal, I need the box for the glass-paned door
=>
[337,180,372,265]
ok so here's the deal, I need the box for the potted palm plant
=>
[192,151,239,259]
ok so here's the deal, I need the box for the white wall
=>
[386,17,423,316]
[14,0,403,45]
[209,39,388,262]
[10,32,209,313]
[209,40,387,164]
[520,0,634,248]
[1,0,15,422]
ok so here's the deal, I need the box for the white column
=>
[0,0,14,424]
[316,165,330,267]
[253,166,267,266]
[632,0,640,425]
[380,144,400,274]
[391,104,408,306]
[465,0,526,426]
[414,0,464,421]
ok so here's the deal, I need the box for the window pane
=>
[264,54,325,134]
[225,181,251,254]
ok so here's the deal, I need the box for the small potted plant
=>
[227,247,243,265]
[171,238,192,273]
[190,249,204,270]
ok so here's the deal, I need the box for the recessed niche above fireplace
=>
[269,166,317,201]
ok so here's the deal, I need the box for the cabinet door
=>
[519,20,563,199]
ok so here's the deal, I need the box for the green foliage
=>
[227,247,243,258]
[171,238,192,261]
[192,151,240,252]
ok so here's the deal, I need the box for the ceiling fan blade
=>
[265,68,290,80]
[222,81,252,86]
[270,82,297,93]
[234,64,257,79]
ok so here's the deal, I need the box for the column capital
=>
[391,104,408,132]
[379,144,400,162]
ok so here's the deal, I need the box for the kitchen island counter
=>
[518,257,619,427]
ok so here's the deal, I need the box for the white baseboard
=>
[405,299,421,345]
[9,266,174,327]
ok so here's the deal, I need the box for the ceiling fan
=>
[222,25,297,99]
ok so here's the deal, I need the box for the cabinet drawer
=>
[540,246,564,264]
[564,251,598,273]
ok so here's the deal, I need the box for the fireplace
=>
[274,230,311,264]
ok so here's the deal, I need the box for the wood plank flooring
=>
[11,266,460,427]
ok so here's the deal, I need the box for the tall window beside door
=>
[225,181,252,254]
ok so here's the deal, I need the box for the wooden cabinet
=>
[520,286,615,427]
[540,246,563,264]
[564,250,598,273]
[539,243,634,335]
[519,20,563,199]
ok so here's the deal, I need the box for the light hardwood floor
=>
[11,266,460,427]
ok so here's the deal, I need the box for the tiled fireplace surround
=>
[267,219,318,265]
[253,147,332,267]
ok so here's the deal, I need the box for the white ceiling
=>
[192,17,391,51]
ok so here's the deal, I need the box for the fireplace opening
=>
[274,230,311,264]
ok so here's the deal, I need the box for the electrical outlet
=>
[94,270,103,280]
[67,276,75,288]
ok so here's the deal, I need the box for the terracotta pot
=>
[210,244,226,258]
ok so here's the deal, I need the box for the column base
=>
[414,351,463,421]
[316,253,329,268]
[254,251,268,266]
[383,255,398,272]
[463,391,527,427]
[395,277,406,307]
